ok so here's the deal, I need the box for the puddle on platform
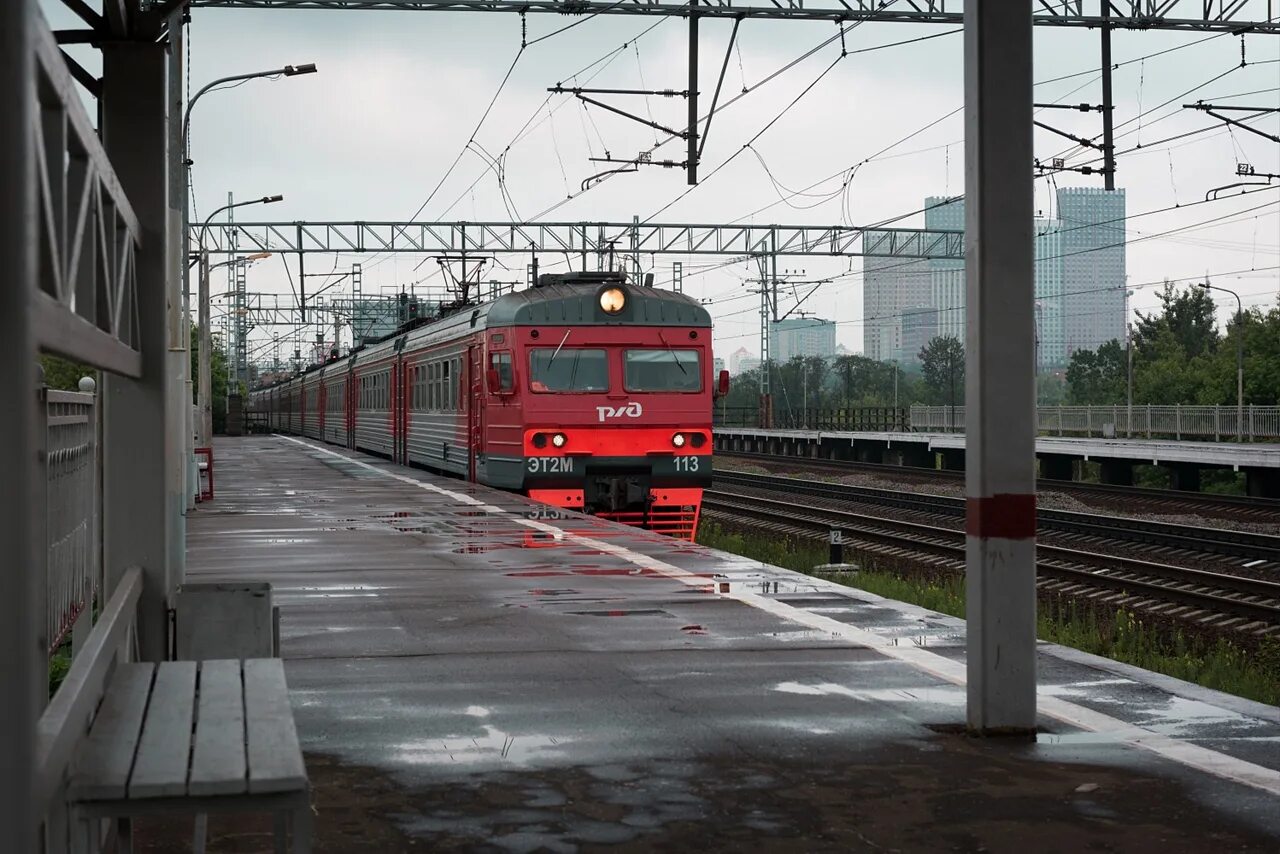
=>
[393,726,569,768]
[775,681,965,708]
[567,609,673,618]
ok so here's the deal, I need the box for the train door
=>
[393,354,408,465]
[467,343,484,482]
[346,370,357,449]
[318,379,327,440]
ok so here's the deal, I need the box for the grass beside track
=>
[698,521,1280,707]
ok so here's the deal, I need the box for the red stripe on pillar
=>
[965,494,1037,540]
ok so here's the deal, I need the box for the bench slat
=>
[129,661,198,798]
[189,660,248,796]
[69,663,155,801]
[244,659,307,794]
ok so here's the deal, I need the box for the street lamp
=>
[1197,279,1245,442]
[181,63,315,493]
[197,197,283,447]
[210,251,272,273]
[182,65,318,169]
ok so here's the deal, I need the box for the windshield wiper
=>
[546,330,571,368]
[658,330,688,375]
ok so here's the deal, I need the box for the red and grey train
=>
[249,272,726,540]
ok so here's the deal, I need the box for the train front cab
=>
[479,281,717,540]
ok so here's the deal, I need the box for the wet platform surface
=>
[183,436,1280,852]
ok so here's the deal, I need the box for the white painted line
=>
[278,436,1280,798]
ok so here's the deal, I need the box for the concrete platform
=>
[181,436,1280,851]
[715,427,1280,469]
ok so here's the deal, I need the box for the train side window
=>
[490,352,513,392]
[442,360,452,410]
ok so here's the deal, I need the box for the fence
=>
[715,406,908,431]
[44,387,100,655]
[908,404,1280,441]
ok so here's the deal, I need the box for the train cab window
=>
[528,348,608,393]
[624,349,702,392]
[490,352,514,392]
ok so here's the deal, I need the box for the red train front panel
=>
[482,323,713,540]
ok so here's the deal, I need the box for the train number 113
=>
[673,455,700,472]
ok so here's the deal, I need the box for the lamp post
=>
[197,197,282,448]
[182,63,315,466]
[1198,280,1245,442]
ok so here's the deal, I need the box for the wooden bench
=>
[69,658,311,853]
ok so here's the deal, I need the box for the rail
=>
[909,404,1280,441]
[716,404,1280,441]
[715,406,908,431]
[44,387,100,654]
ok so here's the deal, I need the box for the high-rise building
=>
[1057,187,1127,355]
[770,317,837,361]
[713,357,725,376]
[730,346,756,374]
[926,196,966,343]
[867,188,1126,368]
[862,253,929,362]
[900,305,938,366]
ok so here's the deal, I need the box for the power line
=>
[712,265,1280,343]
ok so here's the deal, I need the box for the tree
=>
[39,355,94,391]
[1134,280,1217,360]
[1064,339,1126,405]
[830,354,909,407]
[918,336,964,408]
[190,324,232,434]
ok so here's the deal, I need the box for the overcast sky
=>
[46,3,1280,362]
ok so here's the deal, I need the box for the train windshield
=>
[529,348,609,392]
[624,349,702,392]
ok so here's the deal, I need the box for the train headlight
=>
[532,433,547,449]
[672,433,686,448]
[552,433,567,448]
[599,287,626,314]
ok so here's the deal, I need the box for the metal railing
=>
[908,404,1280,441]
[45,388,100,654]
[714,406,909,431]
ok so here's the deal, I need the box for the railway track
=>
[712,470,1280,567]
[715,450,1280,524]
[702,489,1280,637]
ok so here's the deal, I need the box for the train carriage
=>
[250,272,724,540]
[301,370,322,440]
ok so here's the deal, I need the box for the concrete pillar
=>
[1246,468,1280,499]
[1038,454,1073,482]
[898,444,935,469]
[102,40,176,661]
[939,449,966,472]
[0,0,37,841]
[963,1,1037,734]
[854,440,885,464]
[1167,464,1201,492]
[1098,459,1133,486]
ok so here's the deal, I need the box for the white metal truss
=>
[197,221,965,260]
[187,1,1280,33]
[32,17,142,377]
